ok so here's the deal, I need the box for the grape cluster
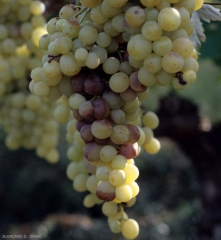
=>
[0,0,61,163]
[1,92,59,163]
[29,0,204,239]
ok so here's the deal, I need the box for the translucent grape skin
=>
[102,88,124,110]
[121,218,139,239]
[94,137,109,145]
[96,181,116,202]
[59,4,80,19]
[86,161,97,175]
[129,71,148,92]
[62,18,80,38]
[109,72,130,93]
[84,141,103,162]
[126,124,140,144]
[91,119,112,139]
[92,98,110,120]
[125,6,145,28]
[84,73,104,96]
[80,124,94,143]
[118,143,138,159]
[72,109,84,121]
[79,101,94,119]
[120,87,137,102]
[76,120,88,132]
[109,109,126,124]
[70,72,87,93]
[102,201,118,217]
[85,115,96,123]
[110,125,129,145]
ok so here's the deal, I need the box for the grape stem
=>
[73,6,88,18]
[117,49,123,62]
[90,96,97,102]
[79,8,91,23]
[118,204,126,220]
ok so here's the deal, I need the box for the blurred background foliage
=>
[0,3,221,240]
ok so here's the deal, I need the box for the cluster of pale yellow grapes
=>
[29,0,205,238]
[0,0,206,239]
[0,0,60,163]
[29,0,203,239]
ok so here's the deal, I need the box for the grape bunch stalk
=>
[24,0,217,238]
